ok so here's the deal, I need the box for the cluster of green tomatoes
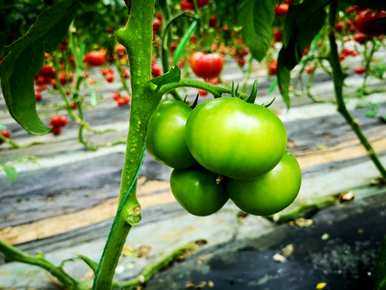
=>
[146,96,301,216]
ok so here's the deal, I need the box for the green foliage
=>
[278,0,330,107]
[239,0,276,61]
[151,66,181,87]
[0,0,89,134]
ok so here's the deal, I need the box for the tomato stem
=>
[328,0,386,180]
[92,1,159,289]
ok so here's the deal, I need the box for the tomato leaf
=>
[151,66,181,87]
[0,0,83,135]
[173,21,197,66]
[277,0,329,108]
[239,0,276,61]
[375,236,386,290]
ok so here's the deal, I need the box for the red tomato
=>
[180,0,208,11]
[115,44,126,57]
[35,92,42,102]
[39,65,56,78]
[354,32,368,44]
[112,91,121,101]
[355,10,386,36]
[273,29,282,42]
[116,96,130,107]
[105,72,114,83]
[209,15,217,27]
[50,115,68,128]
[152,63,162,77]
[170,41,178,53]
[237,57,246,67]
[275,4,289,16]
[354,66,366,75]
[51,126,62,136]
[305,66,315,75]
[198,89,208,97]
[35,75,47,86]
[268,60,278,76]
[335,21,345,32]
[346,5,360,14]
[0,130,11,139]
[152,18,162,34]
[189,52,224,79]
[84,51,106,66]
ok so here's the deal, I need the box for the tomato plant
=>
[0,0,385,290]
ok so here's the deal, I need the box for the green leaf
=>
[78,255,98,273]
[1,163,17,182]
[0,0,84,135]
[239,0,276,61]
[277,0,329,108]
[151,66,181,87]
[173,21,197,66]
[277,60,291,108]
[375,236,386,290]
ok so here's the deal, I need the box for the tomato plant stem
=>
[328,0,386,180]
[92,1,159,289]
[0,240,80,290]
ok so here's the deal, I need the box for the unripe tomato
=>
[189,52,224,79]
[170,167,228,216]
[147,99,196,169]
[227,152,301,216]
[275,4,289,16]
[185,97,287,180]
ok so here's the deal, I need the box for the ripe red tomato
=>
[305,66,315,75]
[39,65,56,78]
[209,15,217,27]
[189,52,224,79]
[275,4,289,16]
[185,97,287,180]
[353,66,366,75]
[237,57,246,67]
[0,130,11,139]
[273,29,282,42]
[227,152,301,216]
[170,167,228,216]
[354,32,368,44]
[147,99,196,169]
[180,0,208,11]
[152,63,162,77]
[84,51,106,66]
[105,72,114,83]
[335,21,345,32]
[35,92,42,102]
[152,18,161,34]
[115,44,126,57]
[268,60,278,76]
[51,126,62,136]
[116,96,130,107]
[198,89,208,97]
[355,10,386,36]
[50,115,68,128]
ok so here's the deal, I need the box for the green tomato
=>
[170,167,228,216]
[147,99,196,169]
[185,97,287,180]
[227,152,301,216]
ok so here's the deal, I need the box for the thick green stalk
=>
[328,0,386,179]
[92,1,158,289]
[158,79,232,97]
